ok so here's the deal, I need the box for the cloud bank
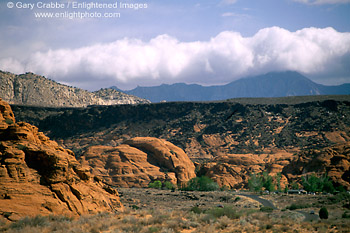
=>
[1,27,350,90]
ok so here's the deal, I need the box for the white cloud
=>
[293,0,350,5]
[220,0,238,5]
[1,27,350,89]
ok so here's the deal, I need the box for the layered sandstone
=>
[80,137,196,188]
[0,98,123,221]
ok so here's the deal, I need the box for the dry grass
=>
[1,204,349,233]
[1,190,350,232]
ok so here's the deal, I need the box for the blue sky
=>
[0,0,350,90]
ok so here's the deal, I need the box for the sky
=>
[0,0,350,91]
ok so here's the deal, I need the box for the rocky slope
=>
[0,70,150,107]
[80,137,196,188]
[15,96,349,159]
[10,95,350,190]
[0,98,123,222]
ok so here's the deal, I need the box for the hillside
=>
[0,70,150,107]
[12,95,350,159]
[11,95,350,190]
[120,71,350,102]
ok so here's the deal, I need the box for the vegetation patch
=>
[260,206,274,212]
[180,176,219,191]
[286,203,311,210]
[319,207,329,219]
[148,180,175,190]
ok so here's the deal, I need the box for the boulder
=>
[0,98,123,222]
[80,137,196,187]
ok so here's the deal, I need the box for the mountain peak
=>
[123,71,350,102]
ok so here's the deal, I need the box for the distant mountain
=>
[118,71,350,102]
[0,70,150,107]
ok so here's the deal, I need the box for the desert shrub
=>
[342,211,350,219]
[234,196,241,202]
[190,206,203,214]
[206,206,240,219]
[287,204,298,210]
[286,203,310,210]
[181,176,219,191]
[319,207,329,219]
[260,206,274,212]
[343,202,350,209]
[163,181,175,190]
[220,195,232,202]
[147,226,160,233]
[131,204,140,210]
[148,180,162,189]
[261,224,273,230]
[216,215,230,230]
[220,185,230,191]
[10,215,49,229]
[148,180,175,190]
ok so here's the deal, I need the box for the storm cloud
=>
[1,27,350,90]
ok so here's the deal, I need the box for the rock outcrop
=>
[0,70,150,107]
[80,137,196,188]
[197,152,293,189]
[0,98,123,222]
[197,144,350,190]
[283,142,350,189]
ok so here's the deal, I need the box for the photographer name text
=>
[7,1,147,10]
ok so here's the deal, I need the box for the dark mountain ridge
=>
[118,71,350,102]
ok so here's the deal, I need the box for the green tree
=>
[248,173,263,192]
[320,175,335,193]
[275,172,282,192]
[290,181,299,190]
[148,180,162,189]
[302,174,335,193]
[262,172,275,192]
[182,176,219,191]
[302,174,319,192]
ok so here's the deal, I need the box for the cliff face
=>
[0,98,123,221]
[0,70,150,107]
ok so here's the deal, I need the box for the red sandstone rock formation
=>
[80,137,196,188]
[198,152,295,189]
[0,98,123,221]
[283,142,350,189]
